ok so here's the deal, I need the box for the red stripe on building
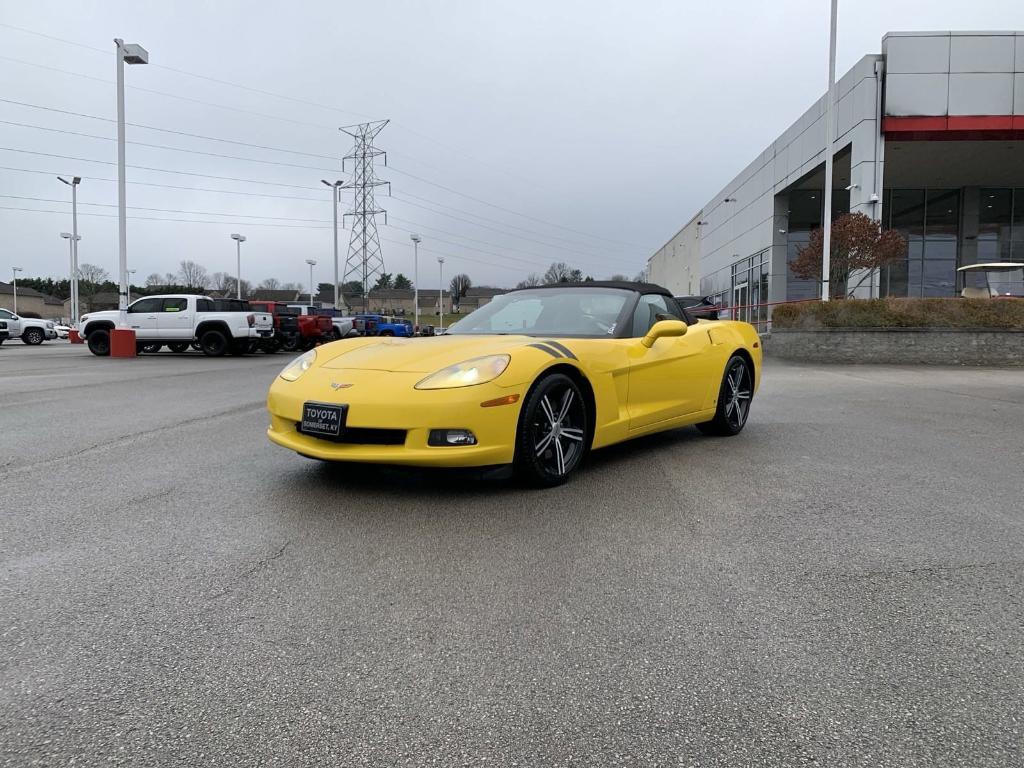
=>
[882,115,1024,141]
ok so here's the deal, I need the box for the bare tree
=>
[144,272,164,287]
[259,277,281,290]
[177,260,209,290]
[516,273,542,289]
[543,262,573,284]
[449,273,472,300]
[209,272,233,292]
[78,263,109,284]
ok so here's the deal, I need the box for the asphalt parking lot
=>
[1,342,1022,767]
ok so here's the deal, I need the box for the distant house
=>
[249,288,303,303]
[0,281,66,320]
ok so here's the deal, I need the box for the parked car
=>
[79,294,273,357]
[249,300,302,352]
[54,324,71,339]
[354,313,414,337]
[285,304,335,349]
[0,308,59,345]
[673,296,721,321]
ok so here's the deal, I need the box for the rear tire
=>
[199,329,228,357]
[22,328,44,345]
[513,373,588,487]
[696,355,753,437]
[87,329,111,357]
[168,342,190,353]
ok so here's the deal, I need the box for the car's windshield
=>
[447,287,630,337]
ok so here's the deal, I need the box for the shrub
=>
[772,298,1024,330]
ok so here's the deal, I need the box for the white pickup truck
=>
[0,308,59,346]
[79,295,273,357]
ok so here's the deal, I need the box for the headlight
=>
[46,322,54,328]
[415,354,510,390]
[279,349,317,382]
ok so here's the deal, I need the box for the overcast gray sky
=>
[2,0,1023,290]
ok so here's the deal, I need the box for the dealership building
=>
[648,31,1024,329]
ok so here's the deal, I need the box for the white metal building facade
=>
[648,31,1024,328]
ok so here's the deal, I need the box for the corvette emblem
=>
[330,382,354,390]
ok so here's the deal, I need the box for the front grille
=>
[296,424,406,446]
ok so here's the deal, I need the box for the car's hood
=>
[319,335,533,373]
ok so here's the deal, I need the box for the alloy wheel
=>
[723,360,752,430]
[529,381,586,478]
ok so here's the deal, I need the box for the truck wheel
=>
[168,342,190,353]
[379,330,394,337]
[138,342,162,354]
[199,330,228,357]
[87,330,111,356]
[22,328,45,345]
[332,328,343,341]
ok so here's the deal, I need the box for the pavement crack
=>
[207,540,292,600]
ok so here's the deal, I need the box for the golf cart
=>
[957,262,1024,299]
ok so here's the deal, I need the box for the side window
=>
[162,298,188,312]
[631,295,676,336]
[195,299,214,312]
[128,298,162,314]
[0,309,13,320]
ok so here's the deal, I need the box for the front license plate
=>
[300,402,347,438]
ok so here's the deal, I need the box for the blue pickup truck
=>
[354,314,414,337]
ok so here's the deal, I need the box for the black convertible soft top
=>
[514,281,672,296]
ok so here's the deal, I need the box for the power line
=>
[0,53,652,252]
[0,98,341,161]
[0,194,329,223]
[0,119,340,174]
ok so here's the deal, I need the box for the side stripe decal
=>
[527,343,562,359]
[543,340,577,360]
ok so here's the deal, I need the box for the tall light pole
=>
[60,233,81,318]
[821,0,838,301]
[11,267,22,314]
[231,234,246,299]
[321,180,344,310]
[114,38,148,330]
[127,269,136,303]
[57,176,81,324]
[305,259,317,305]
[437,256,445,332]
[410,233,421,334]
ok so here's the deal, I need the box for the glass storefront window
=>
[882,188,959,297]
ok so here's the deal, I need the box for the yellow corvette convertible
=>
[267,282,761,485]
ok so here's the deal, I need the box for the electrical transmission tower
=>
[340,120,390,312]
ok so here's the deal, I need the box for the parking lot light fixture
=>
[437,256,445,332]
[410,234,421,334]
[58,176,82,325]
[11,267,22,314]
[321,180,344,310]
[305,259,317,305]
[114,38,147,328]
[60,233,82,315]
[231,234,246,299]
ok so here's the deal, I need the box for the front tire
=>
[514,373,588,487]
[22,328,44,345]
[87,329,111,356]
[697,355,753,437]
[199,330,228,357]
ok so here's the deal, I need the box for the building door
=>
[733,283,749,323]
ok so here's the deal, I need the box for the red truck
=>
[249,301,305,352]
[285,304,336,349]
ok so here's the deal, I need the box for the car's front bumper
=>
[267,369,526,467]
[44,329,58,339]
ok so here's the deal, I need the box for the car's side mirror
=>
[641,319,687,348]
